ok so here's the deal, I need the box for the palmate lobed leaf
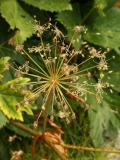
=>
[21,0,72,12]
[84,7,120,54]
[1,0,34,45]
[0,77,33,121]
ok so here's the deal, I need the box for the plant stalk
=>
[9,119,67,160]
[62,143,120,154]
[10,119,37,136]
[81,6,95,25]
[42,89,53,135]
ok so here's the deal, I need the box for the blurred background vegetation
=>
[1,0,120,159]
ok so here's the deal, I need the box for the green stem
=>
[63,143,120,154]
[81,5,95,25]
[42,89,53,135]
[10,119,37,136]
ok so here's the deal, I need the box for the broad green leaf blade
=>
[21,0,72,12]
[0,77,33,121]
[84,8,120,53]
[1,0,34,44]
[0,111,9,129]
[57,4,82,49]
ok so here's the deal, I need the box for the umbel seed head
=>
[9,17,114,126]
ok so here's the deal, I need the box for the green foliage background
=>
[0,0,120,159]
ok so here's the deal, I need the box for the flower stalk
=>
[42,89,53,135]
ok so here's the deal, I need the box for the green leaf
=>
[95,0,108,9]
[94,0,118,16]
[0,57,10,74]
[104,90,120,127]
[21,0,72,12]
[83,74,120,147]
[95,0,108,16]
[0,140,10,160]
[103,90,120,140]
[0,44,26,66]
[0,57,10,81]
[0,110,9,129]
[57,4,81,29]
[7,123,32,138]
[88,95,120,147]
[88,99,104,147]
[0,77,33,121]
[0,44,27,83]
[57,4,82,49]
[102,51,120,92]
[84,8,120,53]
[0,57,10,82]
[95,0,118,10]
[7,122,42,138]
[0,16,14,44]
[1,0,34,44]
